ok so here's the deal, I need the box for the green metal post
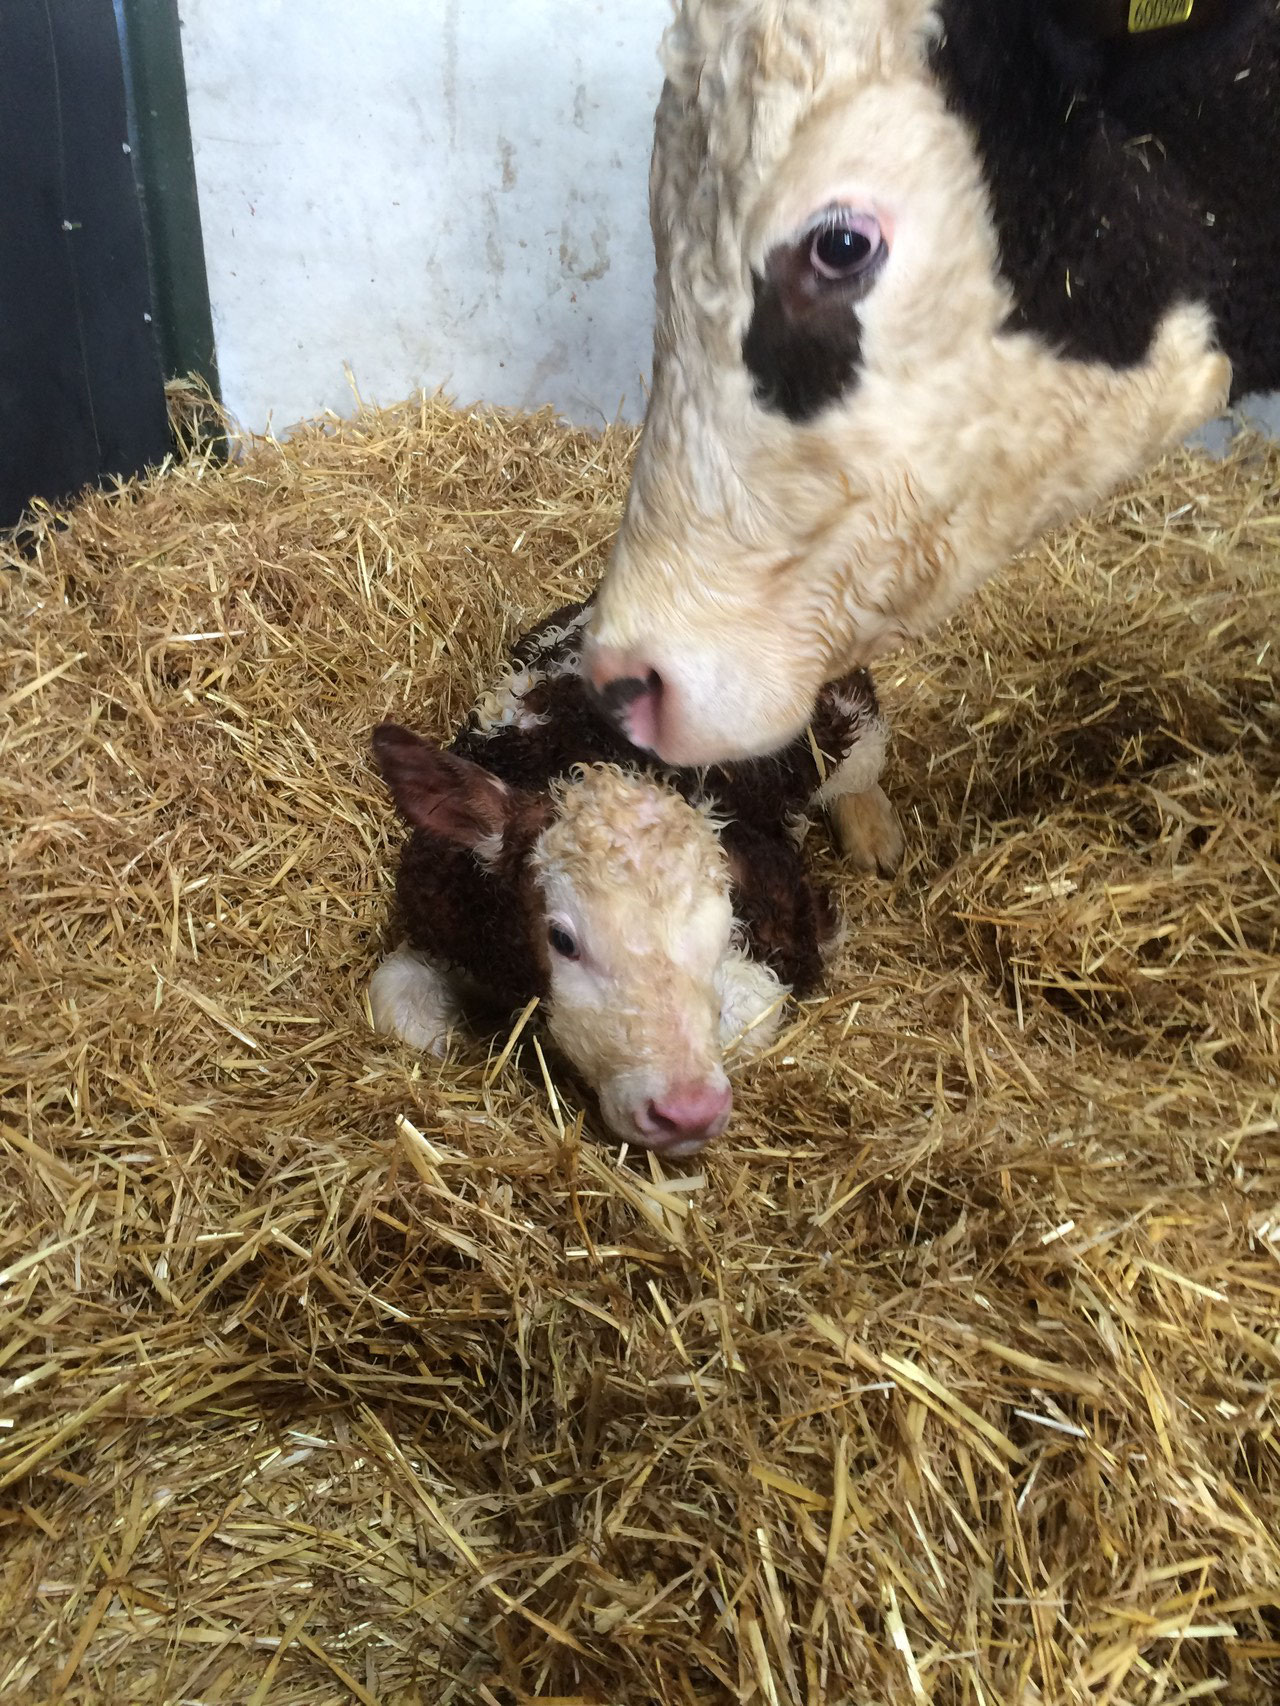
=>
[116,0,220,402]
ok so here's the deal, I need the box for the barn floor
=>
[2,396,1278,1705]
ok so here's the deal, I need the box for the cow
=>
[583,0,1278,768]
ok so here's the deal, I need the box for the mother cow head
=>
[585,0,1278,766]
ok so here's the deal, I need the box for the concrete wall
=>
[178,1,1277,441]
[178,0,667,433]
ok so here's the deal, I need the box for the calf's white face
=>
[584,0,1231,765]
[532,768,738,1156]
[374,735,777,1157]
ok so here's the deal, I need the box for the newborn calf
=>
[370,598,900,1157]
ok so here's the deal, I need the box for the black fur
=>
[392,813,552,1008]
[931,0,1280,395]
[742,268,868,422]
[720,820,837,996]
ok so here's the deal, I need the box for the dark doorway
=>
[0,0,214,529]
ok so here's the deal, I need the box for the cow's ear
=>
[371,724,520,852]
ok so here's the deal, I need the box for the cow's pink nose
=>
[635,1081,733,1153]
[586,648,663,753]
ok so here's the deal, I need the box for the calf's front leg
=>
[369,943,463,1056]
[827,785,905,877]
[813,739,905,878]
[715,949,787,1055]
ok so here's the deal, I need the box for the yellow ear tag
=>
[1128,0,1195,31]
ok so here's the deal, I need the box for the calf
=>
[370,599,897,1156]
[585,0,1277,765]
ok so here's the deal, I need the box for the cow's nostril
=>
[591,668,663,752]
[592,669,657,713]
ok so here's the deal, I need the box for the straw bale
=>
[1,391,1278,1705]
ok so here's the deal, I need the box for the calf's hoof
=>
[830,784,905,878]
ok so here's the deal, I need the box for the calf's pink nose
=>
[637,1080,733,1151]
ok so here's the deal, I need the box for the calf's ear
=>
[372,723,515,850]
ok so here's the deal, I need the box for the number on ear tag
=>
[1128,0,1195,32]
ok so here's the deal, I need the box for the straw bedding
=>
[2,392,1278,1706]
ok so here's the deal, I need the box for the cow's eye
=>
[808,215,883,282]
[547,923,580,960]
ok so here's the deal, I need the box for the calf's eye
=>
[547,924,579,960]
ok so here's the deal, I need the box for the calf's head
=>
[585,0,1231,765]
[375,726,738,1157]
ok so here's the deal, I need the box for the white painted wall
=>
[178,0,1277,441]
[178,0,668,433]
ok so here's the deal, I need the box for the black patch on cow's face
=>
[929,0,1277,395]
[743,273,864,422]
[742,222,887,423]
